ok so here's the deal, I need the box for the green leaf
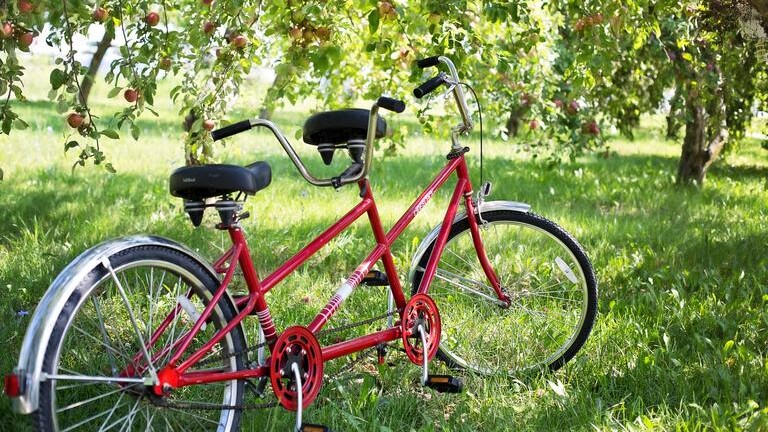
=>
[100,129,120,139]
[368,9,380,34]
[64,140,79,152]
[0,167,3,181]
[105,163,116,173]
[49,69,67,90]
[130,123,140,140]
[681,52,693,62]
[107,87,122,98]
[13,118,28,130]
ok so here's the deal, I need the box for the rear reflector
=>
[4,374,21,397]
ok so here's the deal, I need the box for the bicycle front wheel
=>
[410,210,597,375]
[34,245,246,432]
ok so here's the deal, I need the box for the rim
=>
[416,218,590,374]
[49,258,240,432]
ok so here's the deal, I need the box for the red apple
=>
[593,13,604,24]
[67,113,84,129]
[378,1,393,15]
[159,57,171,70]
[203,21,216,35]
[554,99,564,109]
[203,119,215,131]
[92,7,109,23]
[17,32,34,48]
[288,27,303,41]
[18,0,33,13]
[201,0,213,5]
[315,26,330,41]
[574,19,585,32]
[378,1,396,19]
[232,35,247,48]
[145,12,160,27]
[124,88,138,103]
[567,100,579,115]
[583,120,600,135]
[529,120,539,130]
[1,22,13,39]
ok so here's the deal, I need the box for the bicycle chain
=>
[156,309,401,411]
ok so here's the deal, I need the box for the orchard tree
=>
[555,0,768,184]
[1,0,764,185]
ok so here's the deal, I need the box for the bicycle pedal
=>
[360,270,388,286]
[424,375,464,393]
[300,423,331,432]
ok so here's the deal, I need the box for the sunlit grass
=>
[1,56,768,431]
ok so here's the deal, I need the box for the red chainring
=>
[401,293,441,365]
[269,326,324,411]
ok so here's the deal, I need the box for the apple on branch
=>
[146,12,160,27]
[124,88,139,103]
[67,113,84,129]
[92,7,109,23]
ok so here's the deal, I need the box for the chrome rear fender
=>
[10,235,232,414]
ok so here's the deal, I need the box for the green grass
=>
[1,57,768,431]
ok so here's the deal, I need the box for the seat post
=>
[215,199,247,230]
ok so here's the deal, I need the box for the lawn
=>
[1,56,767,431]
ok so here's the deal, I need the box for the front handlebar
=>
[413,56,474,136]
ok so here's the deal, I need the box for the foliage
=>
[0,0,614,171]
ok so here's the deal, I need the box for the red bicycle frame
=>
[146,152,505,392]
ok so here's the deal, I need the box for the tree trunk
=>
[676,76,729,185]
[506,112,521,137]
[79,32,113,105]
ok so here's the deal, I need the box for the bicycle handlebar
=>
[416,56,441,68]
[413,56,474,135]
[205,97,404,188]
[377,96,406,113]
[413,73,446,99]
[211,120,252,141]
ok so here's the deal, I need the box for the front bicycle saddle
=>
[303,109,386,165]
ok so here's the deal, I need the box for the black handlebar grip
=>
[416,56,441,68]
[211,120,252,141]
[377,97,406,113]
[413,73,446,99]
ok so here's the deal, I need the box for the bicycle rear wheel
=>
[410,210,597,375]
[34,245,246,432]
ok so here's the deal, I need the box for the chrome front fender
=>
[407,200,531,287]
[10,235,227,414]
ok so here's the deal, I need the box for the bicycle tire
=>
[410,210,597,375]
[33,245,247,432]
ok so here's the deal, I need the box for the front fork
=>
[462,182,511,307]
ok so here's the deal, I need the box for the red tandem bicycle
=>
[5,56,597,431]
